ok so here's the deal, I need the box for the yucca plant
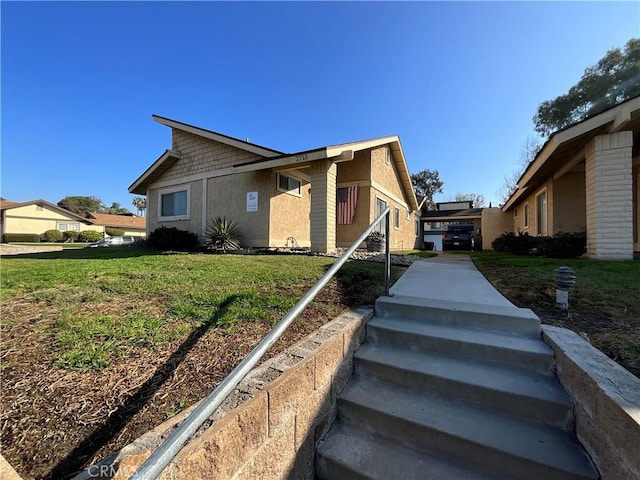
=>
[205,216,242,252]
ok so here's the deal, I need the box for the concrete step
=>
[375,295,541,338]
[355,343,574,427]
[316,420,508,480]
[338,376,598,480]
[367,315,555,373]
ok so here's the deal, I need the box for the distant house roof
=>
[422,208,483,221]
[0,199,92,223]
[88,212,146,230]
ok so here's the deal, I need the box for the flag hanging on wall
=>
[337,185,359,224]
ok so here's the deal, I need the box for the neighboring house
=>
[129,115,419,253]
[497,95,640,260]
[87,212,146,237]
[420,201,483,251]
[0,199,96,239]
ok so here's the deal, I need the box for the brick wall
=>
[85,308,372,480]
[585,132,634,260]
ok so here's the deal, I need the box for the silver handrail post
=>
[129,207,391,480]
[384,211,391,296]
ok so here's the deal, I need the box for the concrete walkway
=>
[390,254,513,307]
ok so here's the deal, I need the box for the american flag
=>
[337,185,359,224]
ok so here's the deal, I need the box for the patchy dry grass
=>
[471,252,640,377]
[1,248,404,479]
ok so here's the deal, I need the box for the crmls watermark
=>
[87,463,138,478]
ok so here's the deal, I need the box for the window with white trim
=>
[375,197,387,235]
[57,223,79,232]
[394,207,400,229]
[523,203,529,228]
[159,185,190,220]
[277,173,301,196]
[406,209,411,220]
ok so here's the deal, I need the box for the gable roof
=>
[0,199,93,223]
[88,212,146,230]
[130,116,419,211]
[503,95,640,211]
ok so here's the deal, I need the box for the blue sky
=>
[2,1,638,211]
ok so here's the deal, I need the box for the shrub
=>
[3,233,41,243]
[424,241,435,251]
[78,230,103,242]
[204,217,242,252]
[491,232,538,255]
[105,227,125,237]
[63,231,79,242]
[366,231,385,242]
[148,226,200,252]
[538,232,586,259]
[43,229,63,243]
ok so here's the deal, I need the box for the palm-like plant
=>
[205,217,242,252]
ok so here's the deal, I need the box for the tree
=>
[411,169,444,211]
[132,197,147,216]
[533,38,640,137]
[58,196,104,216]
[100,202,131,215]
[451,193,486,208]
[496,134,543,205]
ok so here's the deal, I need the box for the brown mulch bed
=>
[0,285,354,480]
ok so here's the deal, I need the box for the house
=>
[0,200,146,241]
[87,212,146,237]
[420,201,483,251]
[0,199,96,239]
[497,95,640,260]
[129,115,420,253]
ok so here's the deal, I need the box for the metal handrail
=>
[129,207,391,480]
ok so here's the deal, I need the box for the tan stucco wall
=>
[269,174,311,248]
[335,146,416,251]
[481,208,513,249]
[147,180,204,238]
[553,170,586,234]
[511,178,554,237]
[2,204,100,235]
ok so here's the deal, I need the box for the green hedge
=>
[3,233,41,243]
[43,229,64,242]
[78,230,103,242]
[148,226,200,252]
[105,227,125,237]
[63,231,80,242]
[492,231,586,259]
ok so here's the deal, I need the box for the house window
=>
[406,209,411,220]
[514,207,518,218]
[385,147,391,166]
[536,191,547,235]
[277,173,301,196]
[394,207,400,229]
[433,221,441,229]
[57,223,79,232]
[159,185,190,220]
[524,203,529,228]
[375,197,387,235]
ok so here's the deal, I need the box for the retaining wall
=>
[77,307,372,480]
[543,325,640,480]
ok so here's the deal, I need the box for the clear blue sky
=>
[2,1,638,210]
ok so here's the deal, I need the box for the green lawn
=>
[1,248,397,371]
[471,251,639,376]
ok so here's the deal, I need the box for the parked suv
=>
[442,225,475,251]
[86,236,137,248]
